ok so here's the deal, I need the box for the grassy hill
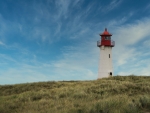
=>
[0,75,150,113]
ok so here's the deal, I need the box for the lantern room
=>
[97,28,115,47]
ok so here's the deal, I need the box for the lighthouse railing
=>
[97,41,101,47]
[111,40,115,46]
[97,40,115,47]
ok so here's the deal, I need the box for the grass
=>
[0,75,150,113]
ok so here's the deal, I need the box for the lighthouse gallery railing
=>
[97,40,115,47]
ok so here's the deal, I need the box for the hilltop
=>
[0,76,150,113]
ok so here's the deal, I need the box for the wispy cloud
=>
[113,18,150,46]
[101,0,122,13]
[51,39,99,80]
[73,0,80,7]
[55,0,70,19]
[108,12,134,27]
[143,39,150,47]
[0,41,5,46]
[112,18,150,75]
[145,3,150,10]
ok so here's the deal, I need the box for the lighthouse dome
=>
[100,28,112,36]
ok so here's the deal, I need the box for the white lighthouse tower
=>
[97,28,115,79]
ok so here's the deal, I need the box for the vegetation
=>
[0,75,150,113]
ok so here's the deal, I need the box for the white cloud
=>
[145,3,150,11]
[50,38,99,80]
[111,18,150,75]
[143,39,150,47]
[101,0,122,13]
[0,41,5,46]
[117,58,150,76]
[107,12,134,27]
[0,54,17,63]
[73,0,80,7]
[0,68,49,84]
[55,0,70,19]
[114,26,150,46]
[0,60,57,84]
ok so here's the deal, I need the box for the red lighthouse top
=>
[97,28,115,47]
[100,28,112,36]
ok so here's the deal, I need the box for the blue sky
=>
[0,0,150,84]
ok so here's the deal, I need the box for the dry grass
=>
[0,75,150,113]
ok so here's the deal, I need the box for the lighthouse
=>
[97,28,115,79]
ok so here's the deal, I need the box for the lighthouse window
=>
[109,54,110,58]
[105,36,110,40]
